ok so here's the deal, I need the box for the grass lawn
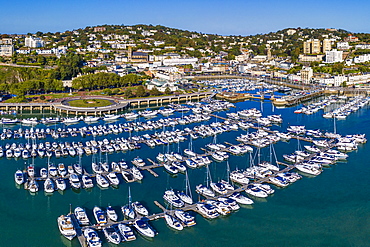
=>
[67,99,113,107]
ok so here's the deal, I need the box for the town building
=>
[325,49,343,63]
[337,42,350,50]
[25,37,44,48]
[94,26,106,32]
[353,54,370,64]
[0,45,14,56]
[300,66,313,83]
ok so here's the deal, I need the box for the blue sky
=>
[1,0,369,35]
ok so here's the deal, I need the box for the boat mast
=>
[185,170,193,200]
[226,160,231,183]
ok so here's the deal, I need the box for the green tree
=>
[164,87,172,95]
[136,85,147,97]
[149,87,161,96]
[124,88,133,98]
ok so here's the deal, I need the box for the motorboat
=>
[164,213,183,231]
[103,225,121,244]
[245,184,268,198]
[28,179,39,193]
[106,206,118,222]
[55,177,67,191]
[103,114,120,121]
[96,174,109,188]
[132,201,149,216]
[229,170,249,185]
[57,215,76,240]
[93,206,107,226]
[14,170,25,185]
[84,116,101,123]
[229,192,254,205]
[44,177,55,193]
[106,172,120,186]
[121,205,136,220]
[133,219,156,238]
[174,210,196,227]
[196,202,219,219]
[131,167,143,180]
[57,163,67,177]
[74,207,90,226]
[295,164,322,176]
[121,170,135,183]
[69,173,81,189]
[117,223,136,241]
[163,190,184,207]
[27,165,35,178]
[195,184,215,197]
[83,228,102,247]
[205,199,231,216]
[82,175,94,189]
[176,191,193,205]
[210,182,228,195]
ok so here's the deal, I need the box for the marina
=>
[2,81,370,247]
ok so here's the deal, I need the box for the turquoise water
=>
[1,99,369,247]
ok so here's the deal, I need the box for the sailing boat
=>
[195,165,215,197]
[184,135,196,157]
[219,160,235,190]
[177,170,193,204]
[121,187,136,219]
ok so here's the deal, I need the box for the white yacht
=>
[176,191,193,205]
[74,207,90,226]
[28,179,39,193]
[103,114,120,121]
[84,116,101,122]
[14,170,25,185]
[44,177,55,193]
[229,192,254,205]
[55,177,67,191]
[103,225,121,244]
[295,164,322,176]
[195,184,215,197]
[93,206,107,226]
[69,174,81,189]
[121,205,136,219]
[133,219,156,238]
[131,167,143,180]
[82,175,94,189]
[117,223,136,241]
[174,210,196,227]
[132,201,149,216]
[106,172,120,186]
[230,170,249,185]
[83,228,102,247]
[164,213,183,231]
[205,199,231,216]
[57,215,76,240]
[96,174,109,188]
[196,203,219,219]
[106,206,118,222]
[163,190,184,207]
[245,184,268,198]
[210,182,228,195]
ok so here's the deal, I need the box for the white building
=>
[163,58,198,66]
[355,44,370,50]
[25,37,44,48]
[325,49,343,63]
[353,54,370,64]
[0,45,14,56]
[300,66,313,83]
[337,42,350,50]
[286,29,297,35]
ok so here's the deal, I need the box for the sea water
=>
[1,99,369,247]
